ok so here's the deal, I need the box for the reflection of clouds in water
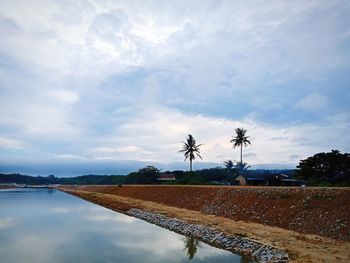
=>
[49,204,107,215]
[10,236,56,263]
[50,207,71,214]
[192,241,232,260]
[0,217,17,229]
[87,213,137,224]
[115,226,232,262]
[0,233,72,263]
[0,189,241,263]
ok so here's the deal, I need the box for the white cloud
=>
[47,90,79,105]
[294,93,329,112]
[92,145,142,154]
[0,137,24,149]
[0,0,349,169]
[84,105,350,166]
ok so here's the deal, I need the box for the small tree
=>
[234,161,250,172]
[179,134,202,171]
[224,160,234,171]
[224,160,237,184]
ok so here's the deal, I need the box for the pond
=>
[0,188,254,263]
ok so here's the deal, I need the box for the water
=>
[0,188,254,263]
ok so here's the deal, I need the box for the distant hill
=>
[0,173,125,185]
[0,168,296,185]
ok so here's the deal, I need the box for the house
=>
[235,174,269,186]
[156,173,176,182]
[235,174,305,186]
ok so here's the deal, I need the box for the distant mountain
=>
[0,173,125,185]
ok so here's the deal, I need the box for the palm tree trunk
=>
[190,159,192,172]
[240,144,243,165]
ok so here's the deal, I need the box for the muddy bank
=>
[59,185,350,240]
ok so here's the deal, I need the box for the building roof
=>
[156,174,176,181]
[242,174,292,180]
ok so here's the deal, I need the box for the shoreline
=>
[126,208,288,262]
[56,185,350,263]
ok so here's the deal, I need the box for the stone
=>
[126,208,289,263]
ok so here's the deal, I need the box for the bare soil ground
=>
[57,185,350,263]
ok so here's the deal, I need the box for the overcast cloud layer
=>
[0,0,350,175]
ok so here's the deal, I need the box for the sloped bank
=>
[57,186,350,263]
[62,185,350,240]
[127,208,289,263]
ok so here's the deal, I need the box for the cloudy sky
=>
[0,0,349,175]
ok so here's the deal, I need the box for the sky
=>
[0,0,350,176]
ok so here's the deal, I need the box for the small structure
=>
[235,174,305,186]
[156,173,176,182]
[235,174,268,186]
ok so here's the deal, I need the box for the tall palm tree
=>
[179,134,202,171]
[230,128,251,166]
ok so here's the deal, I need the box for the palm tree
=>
[224,160,236,185]
[230,128,251,166]
[224,160,234,171]
[235,161,250,171]
[179,134,202,171]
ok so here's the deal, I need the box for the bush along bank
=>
[127,208,289,263]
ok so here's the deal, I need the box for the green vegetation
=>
[296,150,350,186]
[0,167,296,186]
[124,166,160,184]
[224,160,239,185]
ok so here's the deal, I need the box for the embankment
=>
[59,185,350,240]
[57,185,350,263]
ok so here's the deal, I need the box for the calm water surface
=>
[0,188,254,263]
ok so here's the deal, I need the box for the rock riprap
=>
[127,208,289,263]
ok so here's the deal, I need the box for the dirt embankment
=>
[57,185,350,263]
[60,185,350,241]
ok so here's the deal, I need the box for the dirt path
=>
[57,186,350,263]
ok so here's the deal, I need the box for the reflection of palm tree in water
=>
[240,256,253,263]
[183,236,201,260]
